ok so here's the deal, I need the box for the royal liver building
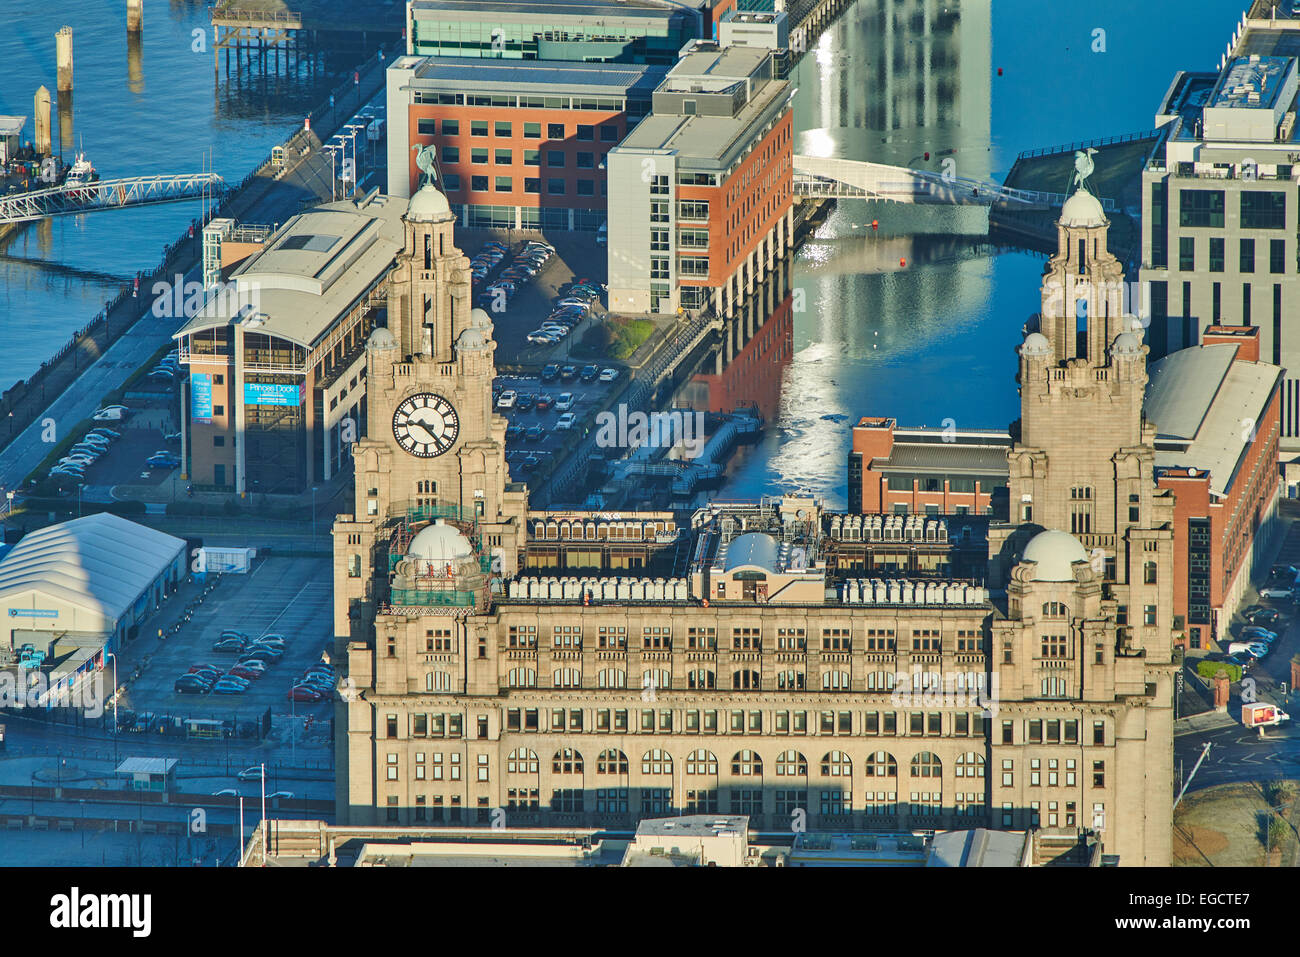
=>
[331,174,1173,865]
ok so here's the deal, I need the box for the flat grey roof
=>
[635,814,748,837]
[928,828,1027,867]
[175,194,407,349]
[1209,56,1292,110]
[1144,344,1237,440]
[410,0,683,20]
[411,56,667,96]
[116,757,178,775]
[875,443,1010,475]
[1146,344,1282,496]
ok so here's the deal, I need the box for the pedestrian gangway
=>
[0,173,227,224]
[792,155,1103,210]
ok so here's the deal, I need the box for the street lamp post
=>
[344,124,366,195]
[311,486,318,551]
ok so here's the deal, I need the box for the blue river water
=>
[0,0,1245,510]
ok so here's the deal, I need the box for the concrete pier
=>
[56,26,73,93]
[34,86,51,156]
[127,0,143,35]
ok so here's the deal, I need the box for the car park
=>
[556,412,576,430]
[554,393,574,412]
[599,368,620,382]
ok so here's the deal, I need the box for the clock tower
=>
[331,179,528,643]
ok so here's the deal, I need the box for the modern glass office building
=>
[407,0,703,64]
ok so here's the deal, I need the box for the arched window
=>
[642,669,670,692]
[507,748,539,774]
[956,752,985,778]
[598,668,627,689]
[425,671,452,692]
[688,668,716,689]
[822,670,851,690]
[911,752,942,778]
[685,749,718,775]
[776,670,805,690]
[775,750,807,776]
[821,751,852,777]
[641,749,673,775]
[731,750,762,776]
[552,749,584,775]
[1042,601,1068,618]
[731,669,760,690]
[597,749,628,775]
[866,671,896,691]
[552,667,581,688]
[865,751,898,778]
[507,668,536,688]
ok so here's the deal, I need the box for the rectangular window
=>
[576,179,595,196]
[417,118,436,135]
[471,120,488,137]
[576,152,594,169]
[441,119,459,136]
[494,121,512,137]
[494,176,512,192]
[443,174,460,192]
[1179,188,1224,228]
[600,124,619,142]
[524,122,541,138]
[1240,238,1255,273]
[1179,236,1195,272]
[1241,190,1286,229]
[523,149,540,166]
[547,123,565,139]
[1271,238,1286,274]
[470,176,488,192]
[547,150,565,168]
[1209,236,1224,272]
[547,178,565,195]
[577,124,594,141]
[471,148,488,165]
[524,177,540,194]
[494,149,512,165]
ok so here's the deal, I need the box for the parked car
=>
[211,677,250,694]
[541,363,560,382]
[237,767,266,782]
[505,425,524,441]
[240,647,283,663]
[519,454,541,472]
[556,412,576,430]
[515,394,536,412]
[87,428,121,439]
[288,686,323,703]
[1247,609,1282,628]
[580,364,600,382]
[92,407,128,421]
[1259,585,1294,599]
[554,393,575,412]
[524,425,545,442]
[560,365,578,380]
[228,664,264,681]
[598,368,620,382]
[174,675,210,694]
[527,331,559,344]
[147,454,181,469]
[535,394,553,412]
[497,390,517,410]
[211,638,244,653]
[1241,627,1277,643]
[1227,641,1269,658]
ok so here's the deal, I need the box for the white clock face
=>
[392,392,459,458]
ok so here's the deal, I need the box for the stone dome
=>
[470,307,493,328]
[406,182,452,222]
[1021,331,1052,357]
[367,326,398,351]
[408,521,474,564]
[1020,529,1089,582]
[1059,189,1106,228]
[1111,331,1142,356]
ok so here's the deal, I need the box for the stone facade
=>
[331,181,1174,865]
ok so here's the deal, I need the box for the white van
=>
[596,222,607,246]
[1228,641,1267,658]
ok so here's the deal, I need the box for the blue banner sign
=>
[243,382,302,406]
[9,608,58,618]
[191,372,213,423]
